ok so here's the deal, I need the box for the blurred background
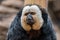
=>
[0,0,60,40]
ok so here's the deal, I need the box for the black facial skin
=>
[26,13,35,26]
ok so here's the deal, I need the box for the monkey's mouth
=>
[26,19,35,26]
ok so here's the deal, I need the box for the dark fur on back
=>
[7,5,56,40]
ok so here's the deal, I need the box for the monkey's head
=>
[21,5,44,31]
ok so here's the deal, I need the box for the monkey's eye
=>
[24,13,29,16]
[24,12,36,16]
[31,12,36,15]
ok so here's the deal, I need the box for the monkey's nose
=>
[26,14,35,26]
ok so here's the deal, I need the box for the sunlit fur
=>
[21,5,44,31]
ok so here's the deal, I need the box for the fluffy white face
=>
[21,5,44,31]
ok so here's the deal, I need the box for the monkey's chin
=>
[22,22,42,32]
[21,18,44,31]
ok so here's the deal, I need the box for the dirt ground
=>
[0,25,60,40]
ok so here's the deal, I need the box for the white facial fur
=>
[21,5,44,31]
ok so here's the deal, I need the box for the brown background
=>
[0,0,60,40]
